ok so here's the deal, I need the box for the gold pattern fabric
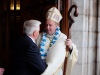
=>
[46,7,62,23]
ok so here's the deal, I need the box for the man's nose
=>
[46,25,50,29]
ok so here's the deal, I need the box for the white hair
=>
[23,20,41,35]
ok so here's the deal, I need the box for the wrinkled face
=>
[45,19,57,35]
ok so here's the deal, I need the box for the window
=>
[10,0,14,10]
[16,0,20,10]
[10,0,20,10]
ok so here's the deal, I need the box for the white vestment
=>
[36,32,78,75]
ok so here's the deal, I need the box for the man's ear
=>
[33,31,36,36]
[33,30,37,36]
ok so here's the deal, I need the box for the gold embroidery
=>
[52,63,63,75]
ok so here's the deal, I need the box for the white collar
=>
[28,35,35,43]
[47,34,54,40]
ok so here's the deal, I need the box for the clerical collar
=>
[47,34,54,41]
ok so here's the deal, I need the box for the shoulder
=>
[16,34,34,45]
[36,32,43,46]
[39,33,43,37]
[60,32,67,39]
[37,33,43,40]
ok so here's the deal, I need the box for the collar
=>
[47,34,54,41]
[27,35,35,43]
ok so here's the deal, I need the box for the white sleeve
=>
[66,43,78,75]
[41,44,66,75]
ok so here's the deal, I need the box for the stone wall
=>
[68,0,99,75]
[97,0,100,75]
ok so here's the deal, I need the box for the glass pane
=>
[16,0,20,10]
[10,0,14,10]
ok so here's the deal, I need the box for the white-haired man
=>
[10,20,47,75]
[36,7,78,75]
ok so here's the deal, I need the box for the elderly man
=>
[10,20,47,75]
[36,7,78,75]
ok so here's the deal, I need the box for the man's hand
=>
[66,39,73,50]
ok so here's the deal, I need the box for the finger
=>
[66,39,71,41]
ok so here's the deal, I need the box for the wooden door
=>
[0,0,21,73]
[0,0,69,74]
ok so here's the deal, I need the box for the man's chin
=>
[47,33,53,35]
[47,32,51,34]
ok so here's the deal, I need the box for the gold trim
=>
[53,63,63,75]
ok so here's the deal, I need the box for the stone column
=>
[87,0,98,75]
[69,0,98,75]
[97,0,100,75]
